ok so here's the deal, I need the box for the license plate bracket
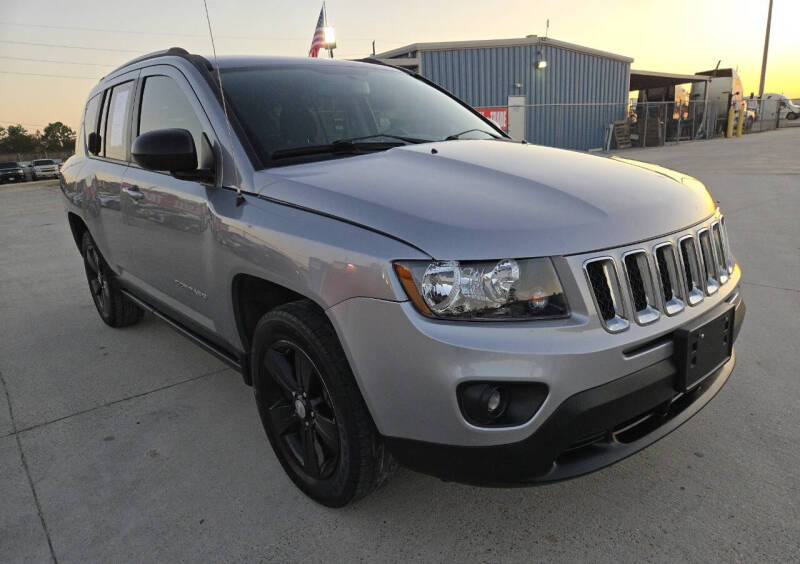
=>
[673,305,735,392]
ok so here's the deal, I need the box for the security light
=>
[323,26,337,49]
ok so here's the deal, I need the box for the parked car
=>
[31,158,59,180]
[0,161,26,183]
[61,48,745,507]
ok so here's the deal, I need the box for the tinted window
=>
[83,93,103,149]
[221,64,498,167]
[138,75,206,169]
[0,162,19,169]
[104,81,134,160]
[98,91,110,156]
[33,160,55,165]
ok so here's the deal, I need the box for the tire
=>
[81,231,143,328]
[787,112,798,121]
[251,300,396,507]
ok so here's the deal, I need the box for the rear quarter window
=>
[83,93,103,151]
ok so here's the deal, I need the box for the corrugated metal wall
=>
[419,44,630,150]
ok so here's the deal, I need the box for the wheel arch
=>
[231,273,331,384]
[67,212,88,252]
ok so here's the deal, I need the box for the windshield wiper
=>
[271,140,404,161]
[444,128,500,141]
[334,133,429,145]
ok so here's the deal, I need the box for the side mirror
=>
[87,132,101,155]
[132,128,197,173]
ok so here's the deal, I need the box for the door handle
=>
[122,184,145,200]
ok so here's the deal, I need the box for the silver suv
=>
[61,48,745,507]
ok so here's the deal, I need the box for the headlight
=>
[394,258,569,320]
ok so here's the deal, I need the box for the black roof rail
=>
[104,47,213,80]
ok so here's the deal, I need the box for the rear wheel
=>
[251,300,396,507]
[81,231,143,327]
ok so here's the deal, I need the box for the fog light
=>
[458,381,548,427]
[487,389,502,412]
[484,386,506,417]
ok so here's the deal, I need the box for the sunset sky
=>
[1,0,798,132]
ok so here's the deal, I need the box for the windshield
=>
[33,160,54,166]
[0,162,19,169]
[221,63,500,167]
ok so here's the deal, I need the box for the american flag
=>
[308,6,326,58]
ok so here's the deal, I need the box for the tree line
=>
[0,122,76,155]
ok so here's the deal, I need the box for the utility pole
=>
[757,0,773,98]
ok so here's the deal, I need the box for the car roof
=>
[104,48,391,82]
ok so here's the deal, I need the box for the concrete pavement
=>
[1,129,799,562]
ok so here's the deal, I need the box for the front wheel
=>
[787,112,798,121]
[251,301,396,507]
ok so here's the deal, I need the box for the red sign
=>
[475,106,508,131]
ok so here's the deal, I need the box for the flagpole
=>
[323,2,334,59]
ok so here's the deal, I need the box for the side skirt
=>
[120,289,251,383]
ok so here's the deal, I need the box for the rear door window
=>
[104,81,134,160]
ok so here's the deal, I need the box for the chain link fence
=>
[488,97,796,152]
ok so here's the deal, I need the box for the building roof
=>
[629,69,710,91]
[374,36,633,64]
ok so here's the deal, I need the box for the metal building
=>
[374,37,633,150]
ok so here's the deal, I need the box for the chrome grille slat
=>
[697,228,720,295]
[678,236,705,306]
[584,257,629,333]
[622,250,660,325]
[711,221,730,283]
[719,217,734,275]
[653,243,685,316]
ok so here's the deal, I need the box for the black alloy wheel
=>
[263,340,340,479]
[83,234,112,317]
[80,231,143,327]
[251,301,396,507]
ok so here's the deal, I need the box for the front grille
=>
[583,215,733,333]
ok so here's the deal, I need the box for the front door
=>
[121,65,220,335]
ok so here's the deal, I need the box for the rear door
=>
[82,70,139,277]
[121,65,220,335]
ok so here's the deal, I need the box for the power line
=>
[0,70,99,80]
[0,56,115,67]
[0,20,407,44]
[0,39,140,53]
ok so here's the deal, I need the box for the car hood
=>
[253,141,716,259]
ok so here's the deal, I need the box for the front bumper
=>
[328,254,744,484]
[385,297,743,485]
